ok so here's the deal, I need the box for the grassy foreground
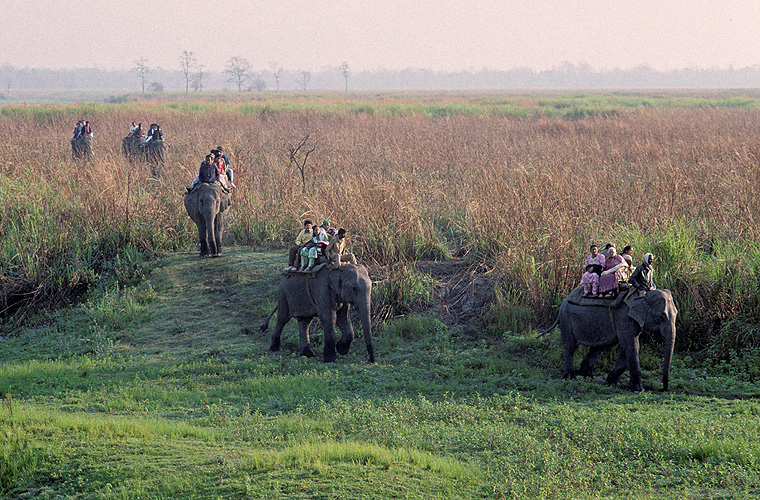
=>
[2,248,759,499]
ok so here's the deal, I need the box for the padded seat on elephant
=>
[283,260,328,276]
[187,180,227,195]
[566,283,631,308]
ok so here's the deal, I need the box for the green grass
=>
[1,248,759,499]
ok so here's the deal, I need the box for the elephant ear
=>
[220,192,231,213]
[628,297,649,328]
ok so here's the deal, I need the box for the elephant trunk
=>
[355,292,375,363]
[661,324,675,391]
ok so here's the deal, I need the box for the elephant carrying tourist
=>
[183,182,231,257]
[71,134,93,159]
[261,264,376,363]
[122,136,167,171]
[542,287,677,392]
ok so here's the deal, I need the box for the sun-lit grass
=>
[1,246,760,498]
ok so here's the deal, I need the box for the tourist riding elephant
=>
[183,183,231,257]
[542,287,677,392]
[261,264,376,363]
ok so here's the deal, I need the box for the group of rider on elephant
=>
[580,242,655,299]
[125,122,163,144]
[186,147,235,192]
[286,219,357,273]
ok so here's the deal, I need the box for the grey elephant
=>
[71,135,93,159]
[122,135,142,158]
[183,183,231,257]
[261,264,376,363]
[542,287,677,392]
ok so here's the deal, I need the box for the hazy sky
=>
[4,1,760,73]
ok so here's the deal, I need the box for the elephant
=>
[543,287,677,392]
[145,139,167,165]
[71,135,93,159]
[183,182,231,257]
[122,137,167,170]
[122,135,143,158]
[261,264,376,363]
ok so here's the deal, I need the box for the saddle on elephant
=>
[283,261,328,276]
[566,282,635,308]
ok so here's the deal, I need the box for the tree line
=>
[3,57,760,93]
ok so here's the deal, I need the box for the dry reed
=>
[2,97,760,346]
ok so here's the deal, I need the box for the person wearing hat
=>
[144,124,157,143]
[629,253,656,291]
[325,228,357,267]
[319,220,336,238]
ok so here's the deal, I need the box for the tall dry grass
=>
[2,96,760,352]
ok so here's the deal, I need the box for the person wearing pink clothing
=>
[599,246,627,297]
[580,245,605,296]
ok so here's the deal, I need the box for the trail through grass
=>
[1,248,759,499]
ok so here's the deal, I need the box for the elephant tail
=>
[260,306,278,332]
[536,316,559,339]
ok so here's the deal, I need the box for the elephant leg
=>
[269,302,290,352]
[561,334,578,379]
[335,304,354,355]
[579,346,606,377]
[206,215,218,257]
[625,336,644,392]
[196,219,210,256]
[319,309,338,363]
[606,345,627,385]
[297,317,316,357]
[213,213,224,257]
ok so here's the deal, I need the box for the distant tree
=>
[269,61,283,91]
[149,81,164,93]
[179,50,196,94]
[133,57,149,94]
[340,61,349,93]
[296,70,311,92]
[192,65,205,92]
[249,71,267,92]
[225,57,252,92]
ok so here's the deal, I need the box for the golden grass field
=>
[2,93,760,346]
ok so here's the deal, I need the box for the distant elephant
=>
[261,264,376,363]
[122,135,143,158]
[183,183,231,257]
[145,139,167,165]
[71,135,93,159]
[543,287,677,392]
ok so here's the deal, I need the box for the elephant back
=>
[565,285,630,308]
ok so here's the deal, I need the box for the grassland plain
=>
[1,247,759,499]
[1,92,760,497]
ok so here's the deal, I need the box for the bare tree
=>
[133,57,149,94]
[192,65,205,92]
[340,61,349,93]
[179,50,196,94]
[225,57,252,92]
[296,70,311,92]
[287,134,316,193]
[269,61,283,91]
